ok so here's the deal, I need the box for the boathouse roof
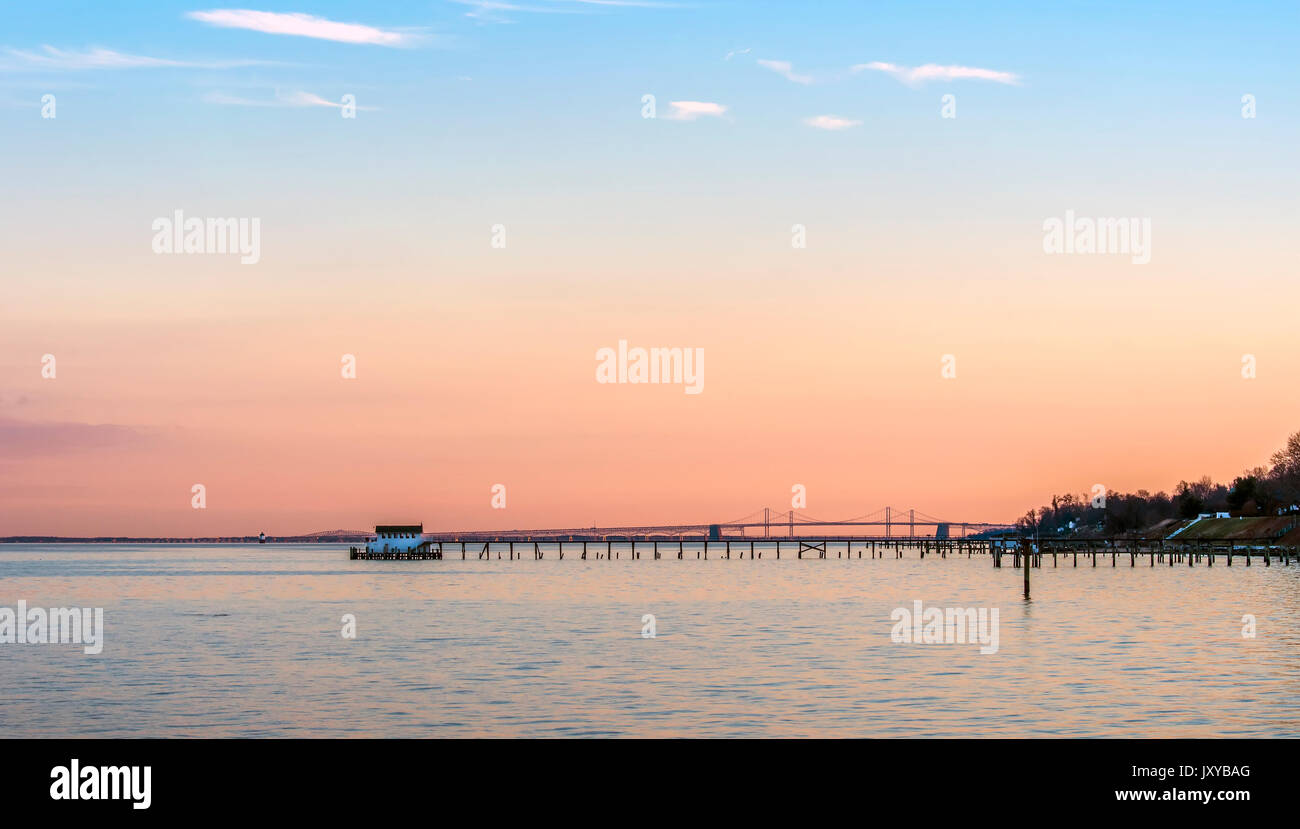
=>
[375,524,423,534]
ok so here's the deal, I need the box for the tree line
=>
[1017,431,1300,535]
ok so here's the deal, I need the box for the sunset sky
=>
[2,1,1298,535]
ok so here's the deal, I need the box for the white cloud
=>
[666,100,726,120]
[203,91,277,107]
[852,61,1019,85]
[804,115,861,130]
[279,90,346,108]
[757,58,812,85]
[449,0,573,23]
[0,45,275,71]
[555,0,679,6]
[187,9,421,46]
[449,0,675,23]
[204,89,378,110]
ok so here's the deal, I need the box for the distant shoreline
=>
[0,534,367,544]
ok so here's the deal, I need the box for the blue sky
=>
[3,2,1296,235]
[4,4,1295,172]
[3,2,1300,535]
[3,1,1295,290]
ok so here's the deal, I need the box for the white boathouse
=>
[366,524,425,555]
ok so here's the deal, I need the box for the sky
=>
[1,1,1298,536]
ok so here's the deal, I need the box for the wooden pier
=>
[1011,537,1298,568]
[351,536,995,561]
[348,535,1298,566]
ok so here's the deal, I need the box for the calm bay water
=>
[1,543,1298,738]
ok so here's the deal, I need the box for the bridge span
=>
[409,506,1014,543]
[350,506,1020,560]
[347,504,1300,568]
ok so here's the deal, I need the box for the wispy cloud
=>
[555,0,679,6]
[0,45,276,71]
[0,418,149,459]
[449,0,675,23]
[756,58,812,85]
[187,9,423,46]
[724,47,751,61]
[204,89,378,110]
[665,100,726,121]
[449,0,574,23]
[804,115,861,130]
[852,61,1020,85]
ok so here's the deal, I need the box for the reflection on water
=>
[2,543,1298,737]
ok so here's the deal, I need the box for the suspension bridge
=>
[349,506,1019,560]
[412,506,1011,541]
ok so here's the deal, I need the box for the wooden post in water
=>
[1023,541,1031,599]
